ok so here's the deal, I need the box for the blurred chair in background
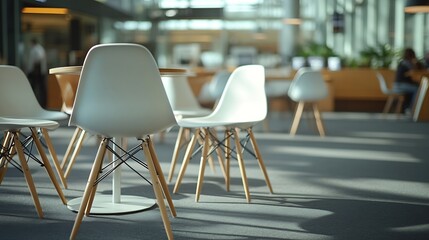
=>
[288,68,328,137]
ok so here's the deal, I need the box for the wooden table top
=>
[49,66,191,77]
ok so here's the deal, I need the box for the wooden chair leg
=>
[232,129,250,203]
[142,141,174,240]
[168,127,185,182]
[85,140,108,216]
[173,128,200,193]
[213,137,227,186]
[61,127,81,169]
[64,130,87,179]
[225,130,231,192]
[195,128,210,202]
[290,101,305,136]
[13,132,44,218]
[31,128,67,205]
[312,103,326,137]
[198,132,216,174]
[395,95,405,117]
[0,131,13,183]
[147,137,177,217]
[40,128,68,189]
[383,95,394,114]
[70,139,108,240]
[247,128,273,193]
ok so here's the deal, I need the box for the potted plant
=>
[359,43,398,69]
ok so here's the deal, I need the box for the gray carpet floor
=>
[1,112,428,240]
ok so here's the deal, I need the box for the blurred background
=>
[1,0,428,70]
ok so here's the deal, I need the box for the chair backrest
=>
[161,75,202,112]
[69,43,176,138]
[55,74,79,115]
[376,71,390,94]
[0,65,66,120]
[208,65,266,124]
[288,67,328,102]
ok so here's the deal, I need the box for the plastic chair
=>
[68,43,177,240]
[288,68,328,137]
[0,65,68,188]
[376,71,406,116]
[173,65,273,203]
[0,117,67,218]
[161,75,212,182]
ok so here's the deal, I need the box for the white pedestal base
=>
[67,195,156,215]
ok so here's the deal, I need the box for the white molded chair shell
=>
[375,71,406,116]
[179,65,266,128]
[173,65,273,202]
[161,75,212,117]
[288,67,328,102]
[0,65,68,121]
[376,71,405,95]
[69,43,177,138]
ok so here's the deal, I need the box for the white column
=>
[377,0,390,45]
[366,0,377,47]
[394,0,405,52]
[279,0,300,64]
[413,13,425,57]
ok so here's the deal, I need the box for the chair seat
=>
[32,110,69,121]
[178,116,260,129]
[173,108,212,117]
[0,117,59,130]
[386,88,406,95]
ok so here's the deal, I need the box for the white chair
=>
[69,43,176,240]
[0,65,68,188]
[376,71,406,116]
[0,117,67,218]
[173,65,273,203]
[161,75,213,182]
[288,67,328,136]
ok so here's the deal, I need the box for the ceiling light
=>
[282,18,302,25]
[22,7,69,15]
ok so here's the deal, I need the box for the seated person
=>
[394,48,423,112]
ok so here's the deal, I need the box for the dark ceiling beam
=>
[21,0,134,20]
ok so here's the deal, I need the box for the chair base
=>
[382,94,405,118]
[290,101,326,136]
[0,129,67,218]
[69,137,175,240]
[173,127,273,203]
